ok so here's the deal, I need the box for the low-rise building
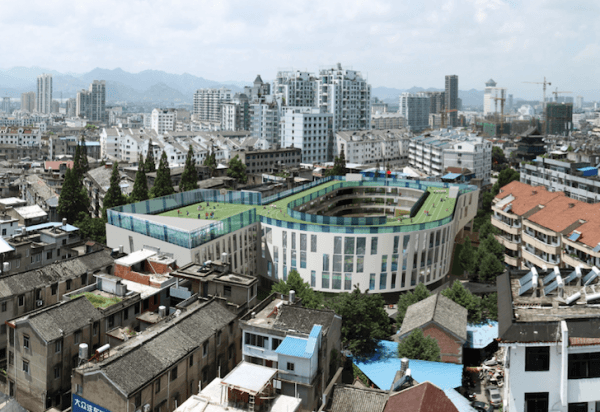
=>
[21,175,59,222]
[370,112,406,130]
[233,147,302,175]
[336,129,410,167]
[6,205,48,226]
[84,165,135,218]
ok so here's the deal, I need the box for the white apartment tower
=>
[36,73,52,114]
[193,88,232,123]
[222,94,250,131]
[280,107,332,164]
[483,79,507,117]
[317,64,371,136]
[398,93,430,132]
[151,108,177,134]
[76,80,107,122]
[21,92,36,113]
[273,71,317,107]
[250,102,280,146]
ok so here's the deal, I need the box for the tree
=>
[130,154,149,203]
[227,155,247,184]
[145,141,156,172]
[479,220,499,241]
[492,146,507,171]
[180,146,199,192]
[397,283,431,325]
[459,238,477,276]
[204,147,217,177]
[150,152,175,198]
[102,162,127,217]
[479,234,505,263]
[57,168,90,223]
[74,211,106,244]
[78,136,89,174]
[481,192,495,213]
[327,288,391,356]
[326,149,347,177]
[482,293,498,321]
[478,253,505,283]
[441,280,482,324]
[397,328,441,362]
[492,168,520,195]
[271,269,324,309]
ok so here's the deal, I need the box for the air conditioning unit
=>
[36,300,43,307]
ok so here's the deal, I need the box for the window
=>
[245,333,268,348]
[228,344,234,360]
[22,360,29,374]
[526,346,550,372]
[323,254,330,271]
[311,271,316,287]
[155,378,161,393]
[171,366,178,381]
[51,283,57,295]
[46,251,52,260]
[568,352,600,379]
[311,235,317,252]
[93,322,99,336]
[74,331,81,344]
[134,392,142,408]
[381,255,388,272]
[1,302,5,312]
[54,365,61,379]
[189,355,194,367]
[322,272,330,288]
[123,308,129,320]
[108,315,115,328]
[287,362,295,371]
[217,331,222,346]
[18,295,24,306]
[224,285,232,297]
[66,280,72,291]
[134,302,140,314]
[357,238,366,255]
[55,340,62,353]
[524,392,548,412]
[23,335,30,349]
[371,237,378,255]
[344,274,352,290]
[272,338,282,350]
[8,351,13,365]
[569,403,588,412]
[203,341,208,357]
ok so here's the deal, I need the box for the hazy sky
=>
[2,0,599,98]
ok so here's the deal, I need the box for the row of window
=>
[525,346,600,380]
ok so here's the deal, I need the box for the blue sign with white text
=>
[72,394,112,412]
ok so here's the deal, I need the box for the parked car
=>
[458,387,476,402]
[486,386,502,408]
[472,401,494,412]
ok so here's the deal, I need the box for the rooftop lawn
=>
[73,292,122,309]
[156,180,457,227]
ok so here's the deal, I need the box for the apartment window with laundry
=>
[525,346,550,372]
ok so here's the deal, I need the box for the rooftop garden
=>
[73,292,122,309]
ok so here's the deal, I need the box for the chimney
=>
[569,203,575,208]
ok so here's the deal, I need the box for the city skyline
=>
[1,0,599,100]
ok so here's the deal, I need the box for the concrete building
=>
[371,112,406,130]
[193,88,232,123]
[483,79,504,117]
[72,298,240,412]
[445,75,458,127]
[545,102,573,136]
[240,296,342,410]
[423,91,445,115]
[233,147,302,175]
[497,267,600,412]
[398,93,430,132]
[244,75,271,102]
[317,64,371,132]
[575,96,584,110]
[280,107,332,164]
[336,129,410,167]
[84,165,135,218]
[20,92,35,113]
[66,97,76,117]
[222,94,250,131]
[151,108,177,134]
[250,102,281,147]
[36,74,52,114]
[273,70,317,107]
[76,81,107,123]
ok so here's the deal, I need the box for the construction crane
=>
[552,88,572,102]
[523,77,551,107]
[440,108,457,128]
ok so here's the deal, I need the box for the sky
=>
[2,0,600,99]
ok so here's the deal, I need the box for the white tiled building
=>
[193,88,232,123]
[280,107,332,164]
[151,108,177,134]
[335,129,411,166]
[273,71,317,107]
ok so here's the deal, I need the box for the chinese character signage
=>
[72,394,112,412]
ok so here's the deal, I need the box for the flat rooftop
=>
[245,298,287,328]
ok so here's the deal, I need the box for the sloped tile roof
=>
[399,294,467,341]
[384,382,459,412]
[329,385,388,412]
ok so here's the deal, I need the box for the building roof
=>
[25,175,58,202]
[13,204,47,219]
[0,250,114,298]
[465,321,498,349]
[443,388,478,412]
[275,325,321,358]
[44,160,73,170]
[329,385,389,412]
[495,180,563,216]
[0,237,14,254]
[273,305,337,336]
[442,173,462,180]
[384,382,459,412]
[0,197,26,206]
[89,299,236,396]
[353,340,463,391]
[12,296,101,342]
[399,294,467,341]
[526,195,594,234]
[221,361,277,395]
[86,166,133,194]
[114,249,157,267]
[26,221,79,232]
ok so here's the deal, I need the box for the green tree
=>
[57,168,90,223]
[180,146,199,192]
[326,149,347,177]
[130,154,149,203]
[492,168,520,195]
[479,220,499,241]
[79,136,89,174]
[270,269,324,309]
[227,155,247,183]
[482,293,498,321]
[327,288,391,356]
[397,328,441,362]
[397,283,431,325]
[478,253,505,283]
[102,162,127,217]
[479,233,505,263]
[204,147,217,177]
[150,152,175,198]
[145,141,156,172]
[74,212,106,244]
[481,191,495,213]
[441,280,482,324]
[492,146,507,171]
[459,238,477,276]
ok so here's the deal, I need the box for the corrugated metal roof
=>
[26,222,79,232]
[353,340,463,391]
[0,237,15,254]
[275,336,312,358]
[442,173,462,180]
[465,321,498,349]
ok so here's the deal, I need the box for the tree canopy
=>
[441,280,482,324]
[145,142,156,173]
[326,288,391,356]
[270,269,323,309]
[180,146,199,192]
[130,154,149,203]
[73,136,90,179]
[227,155,247,183]
[397,328,441,362]
[492,168,520,195]
[325,149,347,177]
[74,211,106,244]
[478,252,505,283]
[57,167,90,223]
[102,162,128,217]
[458,238,477,276]
[397,283,431,325]
[150,152,175,198]
[204,147,217,177]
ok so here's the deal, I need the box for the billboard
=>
[72,394,112,412]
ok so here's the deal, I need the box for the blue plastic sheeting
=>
[26,222,79,232]
[568,232,581,242]
[444,388,478,412]
[465,322,498,349]
[353,340,463,390]
[275,337,312,358]
[442,173,463,180]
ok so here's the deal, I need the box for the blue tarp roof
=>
[26,222,79,232]
[442,173,462,180]
[275,337,313,358]
[577,167,597,172]
[353,340,463,391]
[465,321,498,349]
[568,232,581,242]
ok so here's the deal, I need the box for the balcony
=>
[496,235,520,251]
[504,254,520,267]
[562,252,592,270]
[491,216,521,235]
[522,232,561,255]
[522,246,560,268]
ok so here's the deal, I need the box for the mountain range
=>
[0,66,485,107]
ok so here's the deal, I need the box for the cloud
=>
[0,0,599,99]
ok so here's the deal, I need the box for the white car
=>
[486,387,502,408]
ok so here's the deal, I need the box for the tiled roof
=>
[495,181,564,216]
[527,196,594,233]
[399,294,467,341]
[384,382,459,412]
[329,385,389,412]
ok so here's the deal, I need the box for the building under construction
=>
[545,102,573,136]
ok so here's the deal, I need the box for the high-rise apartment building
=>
[36,73,52,114]
[244,75,270,103]
[21,92,36,113]
[1,97,10,114]
[222,94,250,131]
[193,88,232,123]
[423,91,445,114]
[150,108,177,134]
[317,64,371,136]
[483,79,507,117]
[575,96,584,110]
[76,80,107,122]
[66,98,76,117]
[398,93,430,132]
[273,71,317,107]
[445,75,458,127]
[280,107,332,164]
[250,102,280,146]
[545,102,573,136]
